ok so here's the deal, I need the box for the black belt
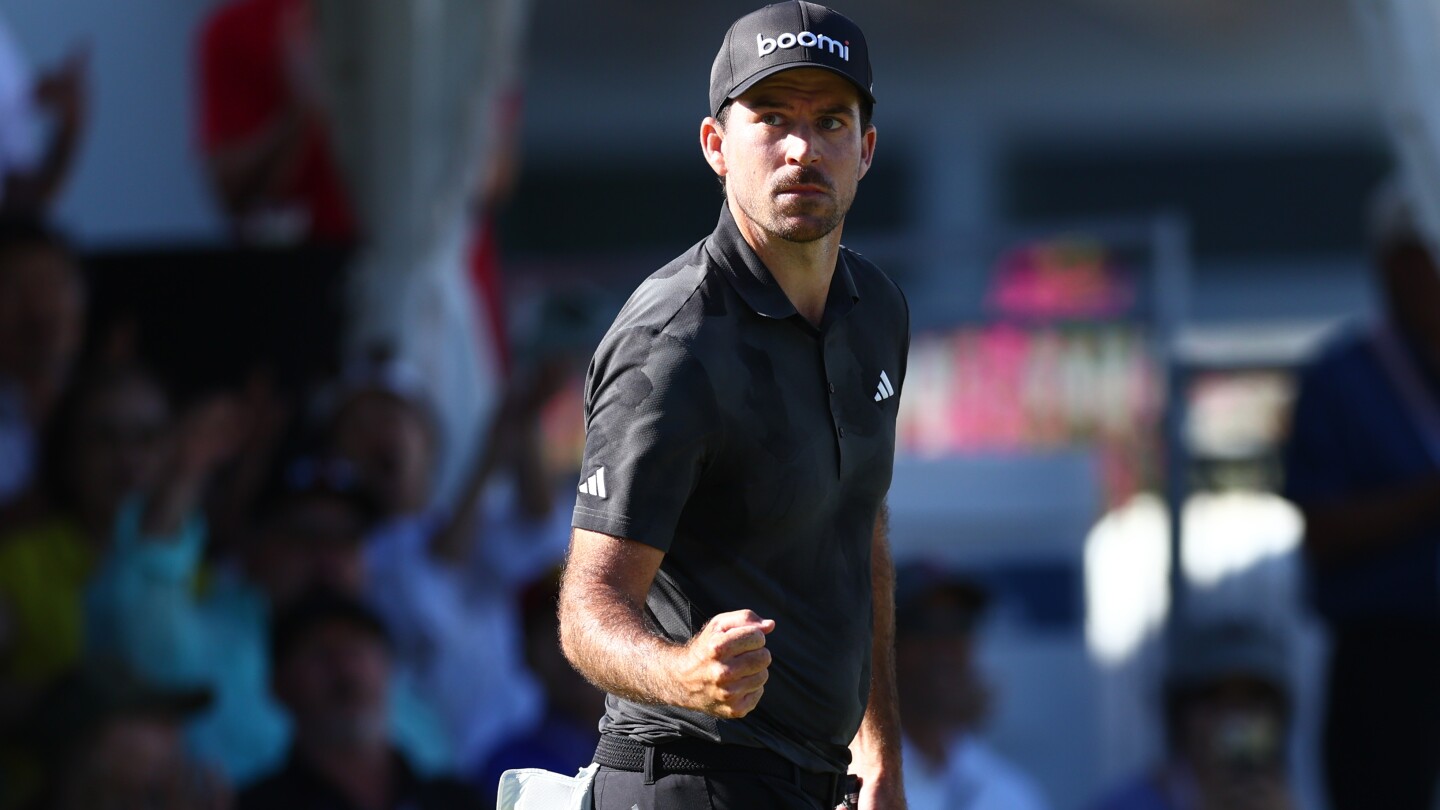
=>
[593,733,850,806]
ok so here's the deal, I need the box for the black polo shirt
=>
[572,204,909,773]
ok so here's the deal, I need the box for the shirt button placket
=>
[822,337,845,477]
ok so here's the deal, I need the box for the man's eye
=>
[818,117,844,131]
[760,113,784,126]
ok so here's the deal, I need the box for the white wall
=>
[5,0,227,246]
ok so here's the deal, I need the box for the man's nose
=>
[784,127,821,165]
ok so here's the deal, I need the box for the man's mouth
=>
[774,170,833,198]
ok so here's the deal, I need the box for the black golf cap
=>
[709,1,875,117]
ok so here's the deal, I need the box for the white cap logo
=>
[757,31,849,61]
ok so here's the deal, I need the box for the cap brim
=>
[718,62,876,116]
[133,686,214,719]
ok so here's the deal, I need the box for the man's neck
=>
[297,738,395,810]
[729,199,841,328]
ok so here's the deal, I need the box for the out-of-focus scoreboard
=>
[893,229,1173,505]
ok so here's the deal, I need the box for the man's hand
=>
[675,609,775,719]
[34,45,89,129]
[140,396,244,538]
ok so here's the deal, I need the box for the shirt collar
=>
[704,203,860,323]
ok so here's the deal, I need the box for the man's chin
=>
[772,217,841,244]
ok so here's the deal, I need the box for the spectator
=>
[894,561,1051,810]
[1281,180,1440,810]
[0,365,174,810]
[473,570,605,798]
[0,217,85,510]
[239,589,483,810]
[1086,619,1295,810]
[195,0,354,245]
[28,659,225,810]
[0,366,170,699]
[88,453,450,785]
[328,356,571,773]
[0,13,86,216]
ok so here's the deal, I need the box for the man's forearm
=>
[559,573,687,706]
[559,533,692,708]
[851,504,906,806]
[559,528,775,720]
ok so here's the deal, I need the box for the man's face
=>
[273,620,389,749]
[65,714,189,808]
[706,68,875,245]
[0,243,84,382]
[252,497,368,607]
[70,375,170,523]
[1179,678,1286,760]
[896,625,988,732]
[331,392,433,516]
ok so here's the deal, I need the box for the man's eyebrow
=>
[745,98,857,117]
[746,95,790,110]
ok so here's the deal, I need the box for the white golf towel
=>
[497,763,600,810]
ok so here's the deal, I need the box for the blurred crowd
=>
[0,209,597,810]
[0,3,594,807]
[7,2,1440,810]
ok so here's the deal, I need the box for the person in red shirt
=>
[194,0,517,371]
[196,0,355,245]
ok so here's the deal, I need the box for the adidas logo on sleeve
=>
[578,467,607,499]
[874,370,895,402]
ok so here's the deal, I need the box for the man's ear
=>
[700,117,727,178]
[857,124,877,182]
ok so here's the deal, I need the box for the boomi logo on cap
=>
[757,31,850,61]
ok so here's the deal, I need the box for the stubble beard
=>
[738,171,856,245]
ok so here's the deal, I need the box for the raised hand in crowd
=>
[140,395,244,538]
[429,353,572,565]
[1,41,88,214]
[278,0,327,122]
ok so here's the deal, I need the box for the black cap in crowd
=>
[270,588,392,666]
[1164,618,1290,694]
[894,560,990,638]
[254,455,380,533]
[709,1,875,117]
[29,659,212,761]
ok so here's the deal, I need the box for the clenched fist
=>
[676,610,775,719]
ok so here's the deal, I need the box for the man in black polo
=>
[558,3,909,808]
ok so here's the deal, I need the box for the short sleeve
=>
[572,327,719,552]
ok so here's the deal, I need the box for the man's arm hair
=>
[848,502,907,805]
[558,526,773,718]
[557,527,683,706]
